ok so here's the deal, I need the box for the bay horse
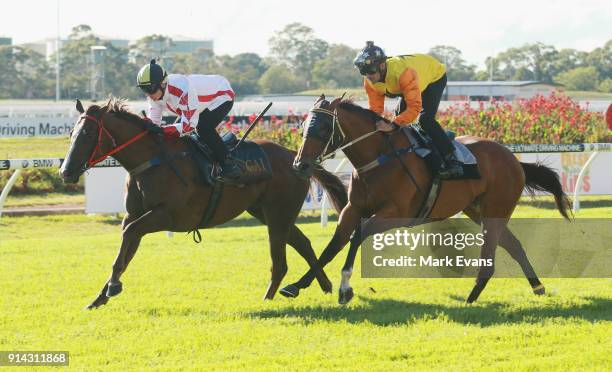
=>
[282,95,571,304]
[60,97,347,309]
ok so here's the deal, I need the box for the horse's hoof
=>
[533,285,545,295]
[106,282,123,297]
[279,284,299,298]
[85,302,101,310]
[466,292,478,304]
[338,287,354,305]
[85,295,109,310]
[320,279,333,294]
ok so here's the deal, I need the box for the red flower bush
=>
[221,91,609,151]
[438,91,610,144]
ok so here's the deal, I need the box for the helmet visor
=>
[358,64,378,76]
[139,84,158,94]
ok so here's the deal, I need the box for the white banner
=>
[515,152,612,195]
[0,117,75,137]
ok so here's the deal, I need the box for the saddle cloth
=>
[401,125,480,180]
[186,132,273,185]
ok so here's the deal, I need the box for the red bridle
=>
[84,114,149,168]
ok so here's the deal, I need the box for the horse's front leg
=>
[279,202,361,298]
[86,207,172,309]
[338,207,401,304]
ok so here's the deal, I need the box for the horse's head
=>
[293,94,344,179]
[59,100,103,183]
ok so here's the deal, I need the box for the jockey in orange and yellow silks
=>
[354,41,463,179]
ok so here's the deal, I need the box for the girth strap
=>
[190,180,225,243]
[414,175,442,224]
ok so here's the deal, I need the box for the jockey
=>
[136,59,241,182]
[354,41,463,179]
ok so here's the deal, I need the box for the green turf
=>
[0,137,71,159]
[0,203,610,371]
[2,192,84,208]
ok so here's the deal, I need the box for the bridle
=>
[303,106,420,190]
[82,113,148,169]
[306,107,379,163]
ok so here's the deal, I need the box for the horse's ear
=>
[76,99,84,114]
[319,94,325,101]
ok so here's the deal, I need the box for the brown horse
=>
[60,97,347,309]
[281,95,571,304]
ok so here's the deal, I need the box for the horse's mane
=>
[337,100,389,123]
[101,96,151,126]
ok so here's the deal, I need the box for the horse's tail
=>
[521,162,572,220]
[312,165,348,213]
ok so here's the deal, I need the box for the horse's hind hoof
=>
[338,287,354,305]
[106,282,123,297]
[279,284,299,298]
[532,284,545,296]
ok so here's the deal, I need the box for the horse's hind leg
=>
[463,206,544,297]
[247,208,332,296]
[499,228,545,295]
[261,212,289,300]
[283,226,332,295]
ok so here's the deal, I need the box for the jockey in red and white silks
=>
[137,59,241,182]
[147,74,235,139]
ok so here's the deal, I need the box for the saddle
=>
[401,125,481,180]
[186,132,273,186]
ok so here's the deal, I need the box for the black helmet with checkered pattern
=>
[353,41,387,75]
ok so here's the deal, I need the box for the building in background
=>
[446,81,563,101]
[0,37,12,46]
[17,35,212,61]
[166,36,213,55]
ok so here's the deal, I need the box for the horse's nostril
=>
[60,168,70,178]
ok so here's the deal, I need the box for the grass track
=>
[0,202,610,370]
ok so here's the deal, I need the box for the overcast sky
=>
[1,0,610,68]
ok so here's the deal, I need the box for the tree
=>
[585,39,611,80]
[174,52,267,95]
[54,24,138,100]
[53,25,99,98]
[171,47,215,74]
[428,45,476,81]
[211,53,268,95]
[474,56,501,81]
[311,44,362,88]
[598,79,612,93]
[554,66,600,91]
[103,44,139,99]
[494,43,558,82]
[268,23,328,87]
[549,48,588,77]
[0,46,53,98]
[130,34,175,67]
[258,64,304,94]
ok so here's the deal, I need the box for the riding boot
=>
[197,131,242,182]
[421,118,464,179]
